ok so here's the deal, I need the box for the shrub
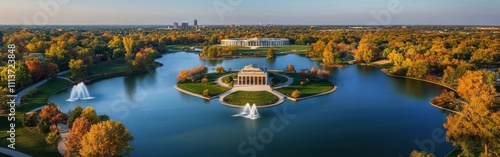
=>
[202,89,211,97]
[22,112,38,127]
[201,77,208,83]
[291,89,302,98]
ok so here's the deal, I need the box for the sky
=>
[0,0,499,25]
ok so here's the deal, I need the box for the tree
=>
[132,48,160,70]
[39,103,65,125]
[406,60,429,79]
[267,48,276,59]
[80,121,134,157]
[409,150,436,157]
[470,48,496,67]
[456,70,497,102]
[203,89,211,97]
[123,37,134,61]
[67,105,83,128]
[45,62,60,80]
[15,62,33,88]
[37,118,51,133]
[216,66,226,74]
[444,96,500,157]
[310,66,318,74]
[287,64,295,73]
[25,59,45,82]
[46,131,60,147]
[355,43,380,63]
[442,66,457,84]
[291,89,302,98]
[387,50,404,67]
[69,59,87,80]
[64,117,92,157]
[81,106,101,124]
[22,112,38,127]
[0,87,8,110]
[201,77,208,83]
[177,70,191,82]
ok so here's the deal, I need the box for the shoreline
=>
[286,85,338,101]
[174,83,219,100]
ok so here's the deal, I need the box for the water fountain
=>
[67,82,94,101]
[233,103,260,120]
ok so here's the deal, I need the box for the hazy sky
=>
[1,0,499,25]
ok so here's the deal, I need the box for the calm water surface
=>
[50,52,454,157]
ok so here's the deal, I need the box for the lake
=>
[50,52,454,157]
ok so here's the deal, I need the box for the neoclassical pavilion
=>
[221,38,290,47]
[235,65,268,86]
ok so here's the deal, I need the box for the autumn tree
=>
[470,48,496,67]
[322,41,336,65]
[444,96,500,156]
[123,37,134,61]
[355,43,380,63]
[267,48,276,59]
[45,130,60,147]
[287,64,295,73]
[203,89,211,97]
[409,150,436,157]
[132,48,159,71]
[310,66,318,74]
[15,62,33,88]
[456,70,497,102]
[25,59,45,82]
[81,106,101,124]
[80,121,134,157]
[45,62,60,80]
[291,89,302,98]
[406,60,429,79]
[216,66,226,74]
[387,50,404,67]
[442,66,457,84]
[69,59,87,80]
[39,103,65,125]
[64,117,92,157]
[177,70,191,82]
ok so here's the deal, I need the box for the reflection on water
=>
[49,53,454,157]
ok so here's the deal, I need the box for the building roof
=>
[239,64,267,75]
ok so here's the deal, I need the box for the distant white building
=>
[221,38,289,47]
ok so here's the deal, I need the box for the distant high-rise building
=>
[194,19,198,29]
[173,22,179,29]
[181,22,189,29]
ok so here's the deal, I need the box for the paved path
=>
[218,85,286,108]
[271,73,294,89]
[215,73,234,88]
[57,123,70,155]
[0,147,32,157]
[15,70,71,106]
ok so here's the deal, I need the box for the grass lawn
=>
[220,73,237,86]
[223,91,279,106]
[177,73,230,96]
[269,72,288,85]
[61,61,131,78]
[19,78,71,112]
[275,72,335,98]
[0,114,61,157]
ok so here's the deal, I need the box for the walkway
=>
[15,70,71,106]
[0,148,32,157]
[215,73,234,88]
[57,123,70,155]
[271,73,294,89]
[218,85,287,108]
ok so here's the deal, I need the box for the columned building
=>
[221,38,290,47]
[235,65,268,86]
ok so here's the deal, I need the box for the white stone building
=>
[221,38,290,47]
[235,65,268,86]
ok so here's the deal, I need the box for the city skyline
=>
[0,0,499,25]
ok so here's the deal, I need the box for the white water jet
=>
[66,82,94,101]
[233,103,260,120]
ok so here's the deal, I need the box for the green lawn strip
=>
[276,79,334,98]
[177,73,230,96]
[269,73,288,84]
[19,79,71,112]
[220,73,237,86]
[0,114,60,157]
[223,91,279,106]
[88,61,131,76]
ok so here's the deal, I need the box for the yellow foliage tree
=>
[456,70,497,102]
[80,121,134,157]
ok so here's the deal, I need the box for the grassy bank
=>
[269,72,288,85]
[276,73,335,98]
[19,78,71,112]
[223,91,279,106]
[0,114,61,157]
[176,73,230,96]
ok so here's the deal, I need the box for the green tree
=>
[67,105,83,128]
[69,59,87,80]
[45,131,60,147]
[22,112,38,127]
[16,62,33,88]
[80,121,134,157]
